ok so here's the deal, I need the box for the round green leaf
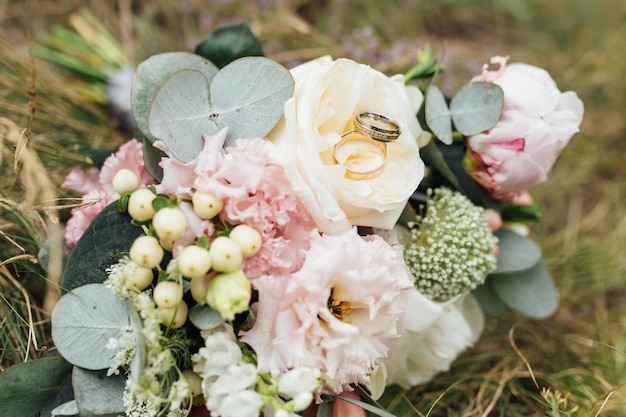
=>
[492,228,542,274]
[73,367,126,417]
[131,52,219,144]
[491,261,559,319]
[63,202,143,292]
[0,357,72,417]
[450,81,503,136]
[472,277,506,315]
[50,400,78,416]
[424,85,452,145]
[189,303,225,330]
[195,22,264,68]
[147,56,294,162]
[51,284,135,370]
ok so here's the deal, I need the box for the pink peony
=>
[464,56,584,200]
[240,228,414,393]
[98,139,153,194]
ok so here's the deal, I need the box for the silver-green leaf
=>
[73,367,126,416]
[51,284,135,370]
[492,228,542,274]
[189,303,225,330]
[131,52,219,144]
[50,400,78,417]
[147,56,294,162]
[491,261,559,319]
[450,81,503,136]
[424,85,453,145]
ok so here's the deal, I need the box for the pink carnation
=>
[99,139,153,194]
[240,228,414,393]
[157,129,317,276]
[62,139,153,254]
[64,190,116,254]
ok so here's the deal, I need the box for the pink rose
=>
[464,56,583,200]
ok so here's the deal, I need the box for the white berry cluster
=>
[404,188,497,301]
[105,178,264,413]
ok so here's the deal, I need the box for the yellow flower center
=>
[328,289,351,323]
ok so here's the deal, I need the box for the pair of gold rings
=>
[332,112,402,180]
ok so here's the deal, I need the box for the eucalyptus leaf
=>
[148,56,294,162]
[424,86,452,145]
[493,228,542,274]
[419,140,462,191]
[51,400,78,416]
[73,367,126,417]
[51,284,135,370]
[131,52,219,145]
[141,133,166,182]
[189,303,225,330]
[195,22,264,68]
[63,202,143,292]
[491,261,559,319]
[129,303,146,381]
[472,277,506,315]
[450,81,504,136]
[0,357,72,417]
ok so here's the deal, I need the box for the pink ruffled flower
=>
[64,190,116,254]
[61,167,100,194]
[157,129,317,276]
[240,228,414,393]
[62,138,153,254]
[464,56,584,200]
[99,139,153,194]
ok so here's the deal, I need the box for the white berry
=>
[159,300,188,328]
[152,207,187,241]
[192,191,224,219]
[126,264,154,291]
[189,276,209,303]
[229,224,262,258]
[209,236,243,272]
[153,281,183,309]
[112,169,140,194]
[128,188,156,222]
[177,245,211,279]
[182,369,203,397]
[129,235,164,269]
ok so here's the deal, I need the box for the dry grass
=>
[0,0,624,415]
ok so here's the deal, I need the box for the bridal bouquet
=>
[2,23,583,417]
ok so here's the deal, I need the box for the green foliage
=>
[189,303,226,330]
[425,82,503,144]
[0,356,72,417]
[195,22,265,68]
[62,202,143,292]
[51,284,137,370]
[147,56,294,162]
[131,52,219,151]
[72,367,126,416]
[491,261,559,319]
[492,229,542,274]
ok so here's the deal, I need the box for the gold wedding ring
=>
[332,112,401,180]
[354,112,402,142]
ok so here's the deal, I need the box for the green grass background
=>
[1,0,625,415]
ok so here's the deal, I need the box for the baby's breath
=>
[404,188,497,301]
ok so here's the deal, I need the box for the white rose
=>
[383,291,485,388]
[268,56,425,235]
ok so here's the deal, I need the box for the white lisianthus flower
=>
[383,291,484,388]
[268,56,426,235]
[276,367,321,397]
